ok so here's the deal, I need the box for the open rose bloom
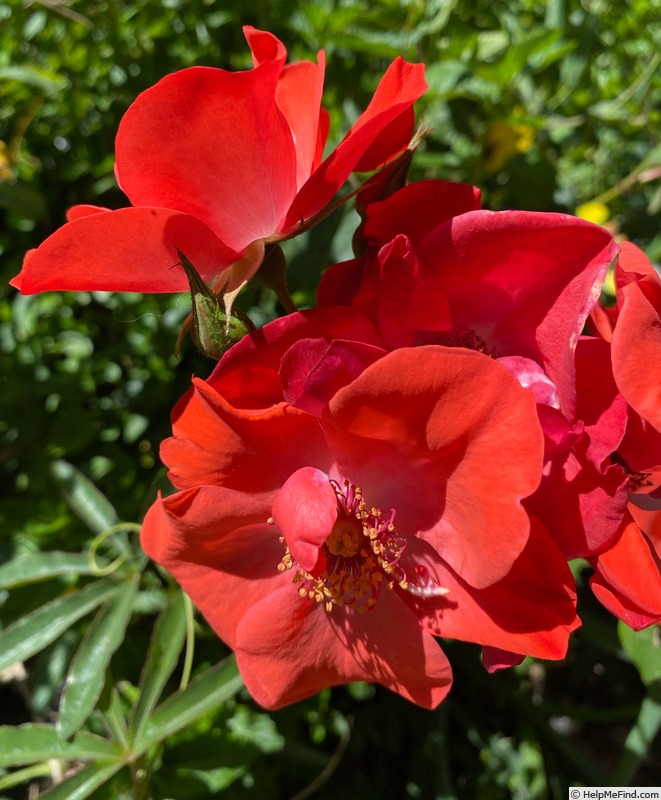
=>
[14,26,661,711]
[141,173,661,707]
[319,181,661,632]
[141,309,579,708]
[11,27,426,299]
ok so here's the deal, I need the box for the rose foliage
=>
[14,28,661,710]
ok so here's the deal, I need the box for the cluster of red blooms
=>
[13,29,661,710]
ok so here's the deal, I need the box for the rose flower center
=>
[277,479,409,613]
[326,517,363,558]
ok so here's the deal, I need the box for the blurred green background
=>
[1,1,660,798]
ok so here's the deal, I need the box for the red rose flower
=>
[578,241,661,628]
[525,335,630,559]
[318,180,625,558]
[141,309,578,709]
[590,505,661,630]
[11,27,426,297]
[607,242,661,435]
[589,242,661,476]
[319,180,617,417]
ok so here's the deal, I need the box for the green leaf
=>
[130,589,188,744]
[38,761,124,800]
[49,460,119,535]
[0,762,53,792]
[0,551,104,590]
[424,61,468,98]
[0,580,117,673]
[58,578,139,739]
[618,622,661,686]
[0,725,120,767]
[135,656,243,755]
[476,30,508,61]
[0,65,67,94]
[545,0,565,29]
[589,52,661,120]
[100,687,130,751]
[227,705,284,754]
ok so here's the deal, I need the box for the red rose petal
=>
[140,485,286,649]
[323,347,543,589]
[115,61,298,253]
[10,207,238,294]
[283,58,427,232]
[235,581,452,710]
[272,467,337,572]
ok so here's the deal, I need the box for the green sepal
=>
[176,248,253,360]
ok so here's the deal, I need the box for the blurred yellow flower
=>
[482,121,535,173]
[576,201,610,226]
[576,203,618,298]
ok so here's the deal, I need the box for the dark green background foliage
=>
[1,1,660,798]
